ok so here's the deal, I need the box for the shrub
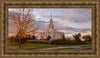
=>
[51,39,87,45]
[66,37,71,41]
[9,36,15,44]
[82,35,92,42]
[52,39,67,45]
[66,40,86,44]
[27,40,50,44]
[9,35,27,44]
[14,38,27,44]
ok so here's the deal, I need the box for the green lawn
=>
[80,45,92,48]
[8,42,92,50]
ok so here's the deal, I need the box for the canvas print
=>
[8,8,92,50]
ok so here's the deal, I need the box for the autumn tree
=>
[9,8,39,48]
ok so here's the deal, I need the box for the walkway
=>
[33,45,92,50]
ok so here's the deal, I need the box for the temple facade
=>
[37,14,64,40]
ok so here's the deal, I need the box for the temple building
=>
[37,14,64,40]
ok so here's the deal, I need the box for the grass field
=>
[8,42,92,50]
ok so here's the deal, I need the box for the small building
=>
[37,14,64,40]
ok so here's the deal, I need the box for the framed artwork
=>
[0,0,100,58]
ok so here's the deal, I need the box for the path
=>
[32,45,92,50]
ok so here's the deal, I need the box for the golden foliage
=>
[9,8,39,38]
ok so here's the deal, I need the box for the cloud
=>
[35,21,49,30]
[62,9,92,24]
[35,15,41,19]
[54,21,91,32]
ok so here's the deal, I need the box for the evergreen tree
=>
[62,34,66,41]
[47,35,51,40]
[32,35,36,40]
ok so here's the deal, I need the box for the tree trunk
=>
[19,36,21,48]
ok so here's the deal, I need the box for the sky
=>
[8,8,92,38]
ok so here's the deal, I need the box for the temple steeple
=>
[48,13,54,29]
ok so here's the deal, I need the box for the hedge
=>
[27,40,50,44]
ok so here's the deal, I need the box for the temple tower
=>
[48,13,54,29]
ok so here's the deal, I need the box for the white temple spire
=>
[48,13,54,29]
[51,13,52,19]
